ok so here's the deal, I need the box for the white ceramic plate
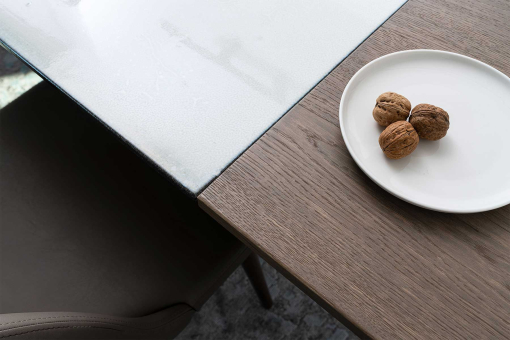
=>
[339,50,510,213]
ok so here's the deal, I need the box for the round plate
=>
[339,50,510,213]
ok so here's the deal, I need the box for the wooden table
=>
[199,0,510,339]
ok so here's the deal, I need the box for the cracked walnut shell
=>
[409,104,450,140]
[373,92,411,127]
[379,121,419,159]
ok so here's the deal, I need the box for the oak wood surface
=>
[199,0,510,339]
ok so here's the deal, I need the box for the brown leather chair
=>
[0,82,272,339]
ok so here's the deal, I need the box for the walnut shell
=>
[409,104,449,140]
[379,121,419,159]
[373,92,411,127]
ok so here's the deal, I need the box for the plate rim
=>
[339,49,510,214]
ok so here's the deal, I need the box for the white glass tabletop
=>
[0,0,406,193]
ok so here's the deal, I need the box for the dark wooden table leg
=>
[242,252,273,309]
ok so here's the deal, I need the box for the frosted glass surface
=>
[0,0,405,193]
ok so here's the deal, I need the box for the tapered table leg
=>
[242,253,273,309]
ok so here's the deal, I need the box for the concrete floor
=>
[0,47,357,340]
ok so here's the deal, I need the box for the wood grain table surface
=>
[199,0,510,339]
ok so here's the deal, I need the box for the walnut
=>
[379,121,419,159]
[409,104,450,140]
[373,92,411,127]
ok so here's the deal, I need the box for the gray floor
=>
[1,47,357,340]
[178,261,355,340]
